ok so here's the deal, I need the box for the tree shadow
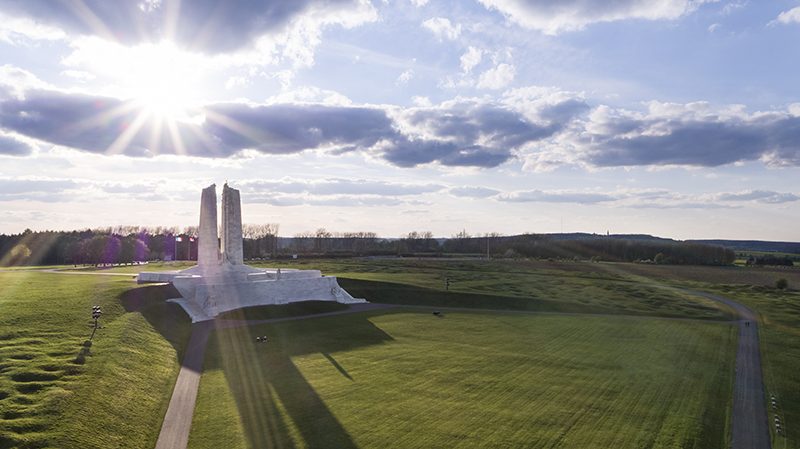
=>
[209,312,395,448]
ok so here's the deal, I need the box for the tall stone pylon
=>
[198,184,219,267]
[220,182,244,265]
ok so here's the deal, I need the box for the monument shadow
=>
[118,284,194,361]
[208,311,395,449]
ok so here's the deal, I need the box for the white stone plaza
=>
[138,182,366,322]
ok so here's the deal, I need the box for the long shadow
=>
[210,312,394,448]
[118,284,194,361]
[337,277,622,315]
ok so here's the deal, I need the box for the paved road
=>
[156,291,770,449]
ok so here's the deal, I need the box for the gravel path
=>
[155,290,770,449]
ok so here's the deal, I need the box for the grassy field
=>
[4,257,797,448]
[188,309,737,448]
[248,259,738,321]
[0,271,193,449]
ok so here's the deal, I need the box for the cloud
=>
[0,177,80,202]
[0,85,589,169]
[449,186,501,198]
[713,190,800,204]
[498,189,617,204]
[241,178,446,196]
[708,23,721,32]
[224,76,249,89]
[0,133,36,156]
[0,0,377,55]
[396,69,414,85]
[491,186,800,208]
[0,11,67,44]
[460,46,483,74]
[478,0,713,34]
[721,1,747,15]
[422,18,462,40]
[60,70,97,83]
[524,101,800,171]
[770,6,800,25]
[477,63,515,89]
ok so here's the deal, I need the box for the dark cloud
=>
[575,112,800,169]
[0,134,35,156]
[0,88,587,169]
[385,98,588,168]
[201,102,394,155]
[0,0,369,54]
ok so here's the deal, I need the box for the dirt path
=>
[155,292,770,449]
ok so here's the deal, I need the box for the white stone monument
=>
[138,183,366,322]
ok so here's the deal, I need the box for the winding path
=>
[153,289,770,449]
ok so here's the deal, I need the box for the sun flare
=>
[77,39,205,119]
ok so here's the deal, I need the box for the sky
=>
[0,0,799,241]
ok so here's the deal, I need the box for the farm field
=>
[188,310,737,449]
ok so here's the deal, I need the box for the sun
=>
[79,40,205,119]
[123,43,202,119]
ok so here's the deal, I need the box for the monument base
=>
[138,265,367,323]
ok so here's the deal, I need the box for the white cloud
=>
[396,69,414,85]
[721,1,747,15]
[225,76,249,89]
[770,6,800,25]
[409,0,430,5]
[422,18,462,40]
[477,63,516,89]
[478,0,714,34]
[460,46,483,74]
[708,23,721,32]
[60,70,97,83]
[413,96,432,107]
[0,12,67,44]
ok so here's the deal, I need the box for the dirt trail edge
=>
[653,286,771,449]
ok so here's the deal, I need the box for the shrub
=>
[776,278,789,290]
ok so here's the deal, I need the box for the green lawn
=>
[667,282,800,448]
[3,258,794,448]
[249,258,738,321]
[0,271,193,448]
[188,310,737,449]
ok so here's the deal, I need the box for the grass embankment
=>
[189,310,737,449]
[0,271,192,448]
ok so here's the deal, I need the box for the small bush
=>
[776,278,789,290]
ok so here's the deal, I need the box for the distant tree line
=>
[1,226,735,267]
[746,256,795,267]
